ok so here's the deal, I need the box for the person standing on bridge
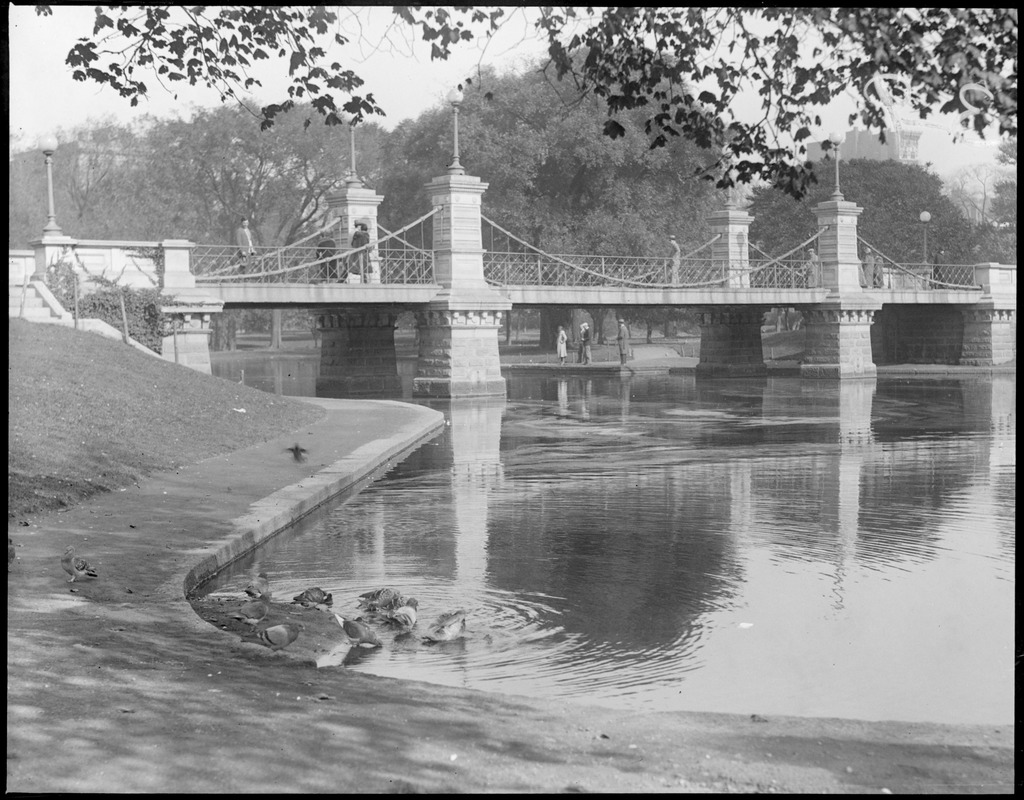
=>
[556,325,568,365]
[350,222,370,282]
[669,235,681,284]
[616,318,630,365]
[235,218,256,274]
[803,247,819,288]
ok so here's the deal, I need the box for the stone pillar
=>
[316,308,403,396]
[800,305,878,378]
[695,307,767,377]
[30,235,78,280]
[813,198,864,293]
[707,208,752,288]
[412,171,511,398]
[160,300,223,374]
[961,308,1016,365]
[325,181,384,283]
[160,239,196,290]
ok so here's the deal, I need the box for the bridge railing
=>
[857,236,981,290]
[377,225,435,284]
[483,252,735,287]
[747,258,818,288]
[193,209,439,285]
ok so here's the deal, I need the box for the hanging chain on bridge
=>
[749,232,826,289]
[480,215,726,288]
[193,209,438,285]
[856,236,980,290]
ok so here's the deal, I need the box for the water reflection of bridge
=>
[296,370,1013,718]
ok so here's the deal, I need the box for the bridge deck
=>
[200,282,986,308]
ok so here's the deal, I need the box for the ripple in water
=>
[200,374,1014,725]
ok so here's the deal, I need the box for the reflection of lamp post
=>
[919,211,931,263]
[447,86,465,175]
[41,134,62,235]
[829,131,844,200]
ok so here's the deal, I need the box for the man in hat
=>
[579,322,592,365]
[350,221,370,282]
[235,218,256,273]
[616,317,630,365]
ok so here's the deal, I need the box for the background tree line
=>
[10,61,1016,349]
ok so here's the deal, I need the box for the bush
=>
[45,251,167,353]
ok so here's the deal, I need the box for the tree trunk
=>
[270,309,283,350]
[590,307,610,344]
[539,308,573,352]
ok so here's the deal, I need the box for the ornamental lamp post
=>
[342,113,361,187]
[828,131,845,200]
[40,134,62,235]
[447,86,465,175]
[919,211,931,264]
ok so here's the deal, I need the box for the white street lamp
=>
[40,134,62,235]
[919,210,931,263]
[447,86,465,175]
[828,131,845,200]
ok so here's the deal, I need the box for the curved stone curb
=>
[181,399,444,599]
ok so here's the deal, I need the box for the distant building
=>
[807,128,922,164]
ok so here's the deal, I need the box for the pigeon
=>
[286,443,308,463]
[292,587,333,607]
[244,572,270,598]
[61,546,98,583]
[231,594,271,628]
[423,610,467,643]
[385,598,419,629]
[357,587,402,612]
[241,623,302,651]
[334,614,382,647]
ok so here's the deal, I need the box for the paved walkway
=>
[7,398,1013,793]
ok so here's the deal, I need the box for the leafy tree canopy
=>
[748,159,978,264]
[35,6,1018,198]
[378,64,721,258]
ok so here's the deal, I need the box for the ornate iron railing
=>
[857,236,979,290]
[193,209,438,285]
[481,215,731,288]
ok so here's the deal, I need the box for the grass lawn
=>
[8,319,325,521]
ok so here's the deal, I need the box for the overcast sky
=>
[8,5,1001,175]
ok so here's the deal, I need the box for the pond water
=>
[207,352,1015,725]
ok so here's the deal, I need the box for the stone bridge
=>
[11,162,1017,397]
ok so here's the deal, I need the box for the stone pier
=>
[316,309,403,395]
[695,307,768,377]
[961,308,1016,365]
[413,308,506,397]
[802,306,878,378]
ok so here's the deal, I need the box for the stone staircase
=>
[8,282,66,322]
[8,280,159,358]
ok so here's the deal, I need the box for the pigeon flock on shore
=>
[234,573,468,654]
[48,543,467,657]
